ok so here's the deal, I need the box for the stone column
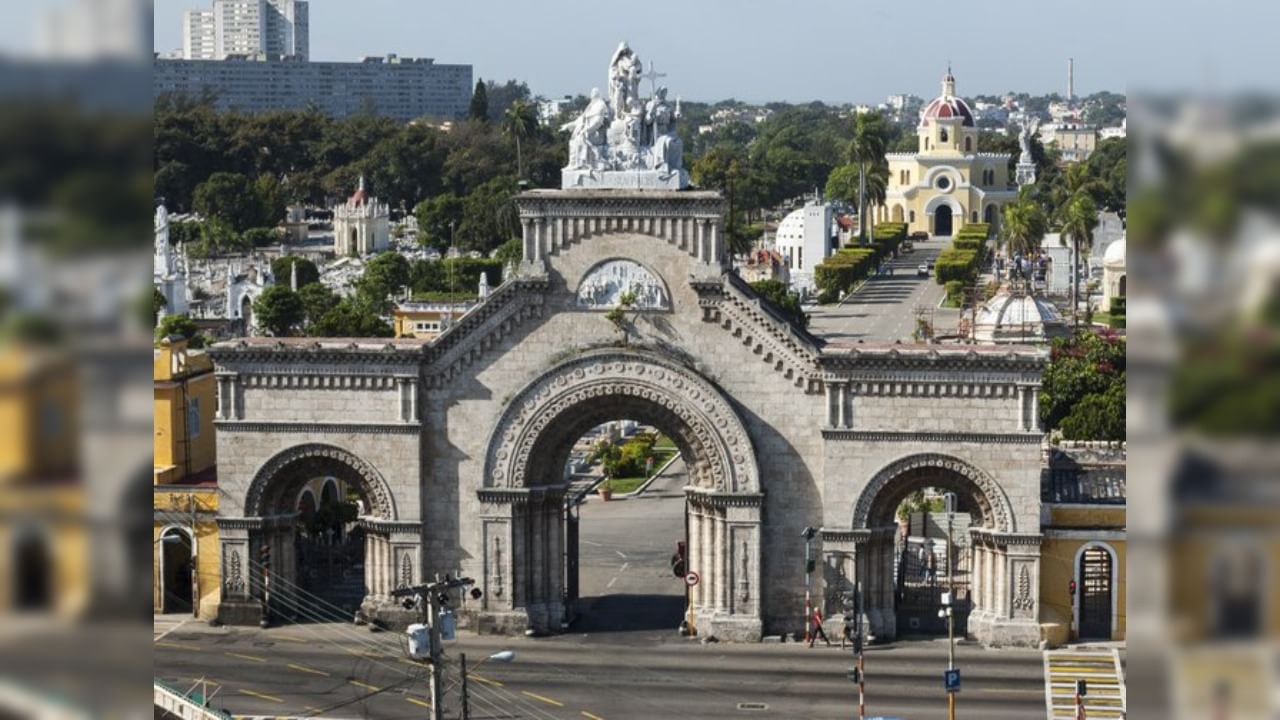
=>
[712,508,725,612]
[1030,389,1040,432]
[835,383,847,428]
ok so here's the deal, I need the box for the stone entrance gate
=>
[208,188,1048,645]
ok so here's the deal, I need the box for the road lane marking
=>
[155,641,190,650]
[522,691,564,707]
[469,673,503,687]
[226,652,268,663]
[154,619,188,642]
[349,680,381,692]
[405,697,432,709]
[237,689,283,703]
[287,663,330,677]
[614,550,627,559]
[581,713,605,720]
[606,576,617,589]
[619,562,629,573]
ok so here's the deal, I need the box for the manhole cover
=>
[737,702,768,711]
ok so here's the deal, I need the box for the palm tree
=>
[1060,193,1099,327]
[1000,190,1047,259]
[848,112,887,243]
[502,99,537,180]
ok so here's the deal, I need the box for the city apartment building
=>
[182,0,308,60]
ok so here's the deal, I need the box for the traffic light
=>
[260,543,270,565]
[805,558,816,574]
[1069,580,1077,596]
[1076,679,1087,696]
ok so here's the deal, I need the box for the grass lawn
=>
[604,447,678,494]
[606,476,648,494]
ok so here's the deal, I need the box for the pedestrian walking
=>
[924,545,938,585]
[841,612,855,649]
[808,607,831,647]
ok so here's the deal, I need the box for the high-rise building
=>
[181,0,308,61]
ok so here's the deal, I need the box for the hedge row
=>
[956,223,990,239]
[872,223,908,242]
[815,248,878,297]
[944,280,966,306]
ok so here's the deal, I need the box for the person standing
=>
[808,606,831,647]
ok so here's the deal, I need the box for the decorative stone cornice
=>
[216,516,264,530]
[818,345,1048,375]
[215,420,421,435]
[516,189,725,221]
[357,519,424,535]
[970,529,1044,546]
[477,485,568,506]
[207,339,427,368]
[818,528,872,543]
[822,430,1044,445]
[695,273,822,391]
[686,489,765,508]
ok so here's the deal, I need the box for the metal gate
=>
[564,503,579,613]
[1078,546,1112,640]
[896,534,971,636]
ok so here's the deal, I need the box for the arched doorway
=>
[892,205,904,223]
[479,350,763,641]
[240,295,253,331]
[159,527,194,614]
[226,444,410,626]
[850,454,1022,643]
[1076,543,1115,640]
[1211,544,1263,639]
[12,529,52,612]
[934,206,954,237]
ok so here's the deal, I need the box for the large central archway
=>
[476,349,764,640]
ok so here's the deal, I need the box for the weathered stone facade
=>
[208,189,1050,645]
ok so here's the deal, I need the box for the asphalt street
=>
[807,238,959,343]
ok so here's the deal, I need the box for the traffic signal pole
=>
[391,576,478,720]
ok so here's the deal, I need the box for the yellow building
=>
[392,297,476,340]
[1037,442,1126,646]
[152,336,221,618]
[879,68,1018,236]
[0,345,89,617]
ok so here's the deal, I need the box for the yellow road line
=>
[582,712,606,720]
[287,663,330,677]
[237,689,283,703]
[522,690,564,707]
[225,652,268,663]
[349,680,381,692]
[405,697,432,709]
[155,641,190,650]
[469,673,504,687]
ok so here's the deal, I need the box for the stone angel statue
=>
[560,88,611,170]
[1017,116,1040,165]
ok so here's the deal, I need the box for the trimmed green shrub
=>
[952,237,985,253]
[944,280,965,306]
[1109,297,1126,315]
[934,248,979,285]
[872,223,908,242]
[816,247,877,296]
[956,223,990,238]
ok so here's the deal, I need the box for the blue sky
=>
[143,0,1274,104]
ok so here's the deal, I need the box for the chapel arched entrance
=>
[934,205,954,237]
[219,444,418,626]
[837,454,1040,645]
[477,350,764,641]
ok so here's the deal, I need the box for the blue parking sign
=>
[944,669,961,693]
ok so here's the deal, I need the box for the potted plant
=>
[597,477,612,502]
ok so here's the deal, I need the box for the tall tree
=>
[1000,189,1048,258]
[502,98,537,180]
[848,112,888,243]
[252,285,305,337]
[468,79,489,122]
[1061,193,1099,327]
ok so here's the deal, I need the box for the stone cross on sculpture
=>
[560,42,690,190]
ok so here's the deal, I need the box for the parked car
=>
[917,263,930,277]
[909,230,929,241]
[902,241,914,253]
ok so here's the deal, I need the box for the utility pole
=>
[459,653,470,720]
[944,493,956,720]
[188,495,199,619]
[801,527,817,643]
[392,575,480,720]
[855,581,865,720]
[259,543,270,628]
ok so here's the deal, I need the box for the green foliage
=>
[815,247,878,296]
[410,257,503,296]
[1000,193,1048,256]
[168,220,202,246]
[955,223,990,239]
[934,248,980,285]
[252,285,304,337]
[749,279,809,329]
[455,176,519,253]
[1109,297,1126,316]
[243,226,281,247]
[297,282,340,327]
[944,280,966,307]
[310,297,394,338]
[411,291,477,303]
[192,172,274,232]
[270,256,319,288]
[1040,330,1126,439]
[493,236,522,269]
[468,79,489,121]
[414,193,464,251]
[356,252,411,313]
[872,223,907,242]
[150,287,167,321]
[155,314,204,347]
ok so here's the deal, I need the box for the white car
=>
[917,263,930,277]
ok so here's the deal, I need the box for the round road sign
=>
[684,571,700,587]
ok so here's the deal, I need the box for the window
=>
[940,128,948,143]
[936,176,951,191]
[798,247,803,269]
[965,137,972,152]
[909,210,916,222]
[187,397,201,438]
[414,320,441,333]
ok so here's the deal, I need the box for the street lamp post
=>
[945,493,956,720]
[801,527,817,643]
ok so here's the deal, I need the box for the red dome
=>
[920,95,975,127]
